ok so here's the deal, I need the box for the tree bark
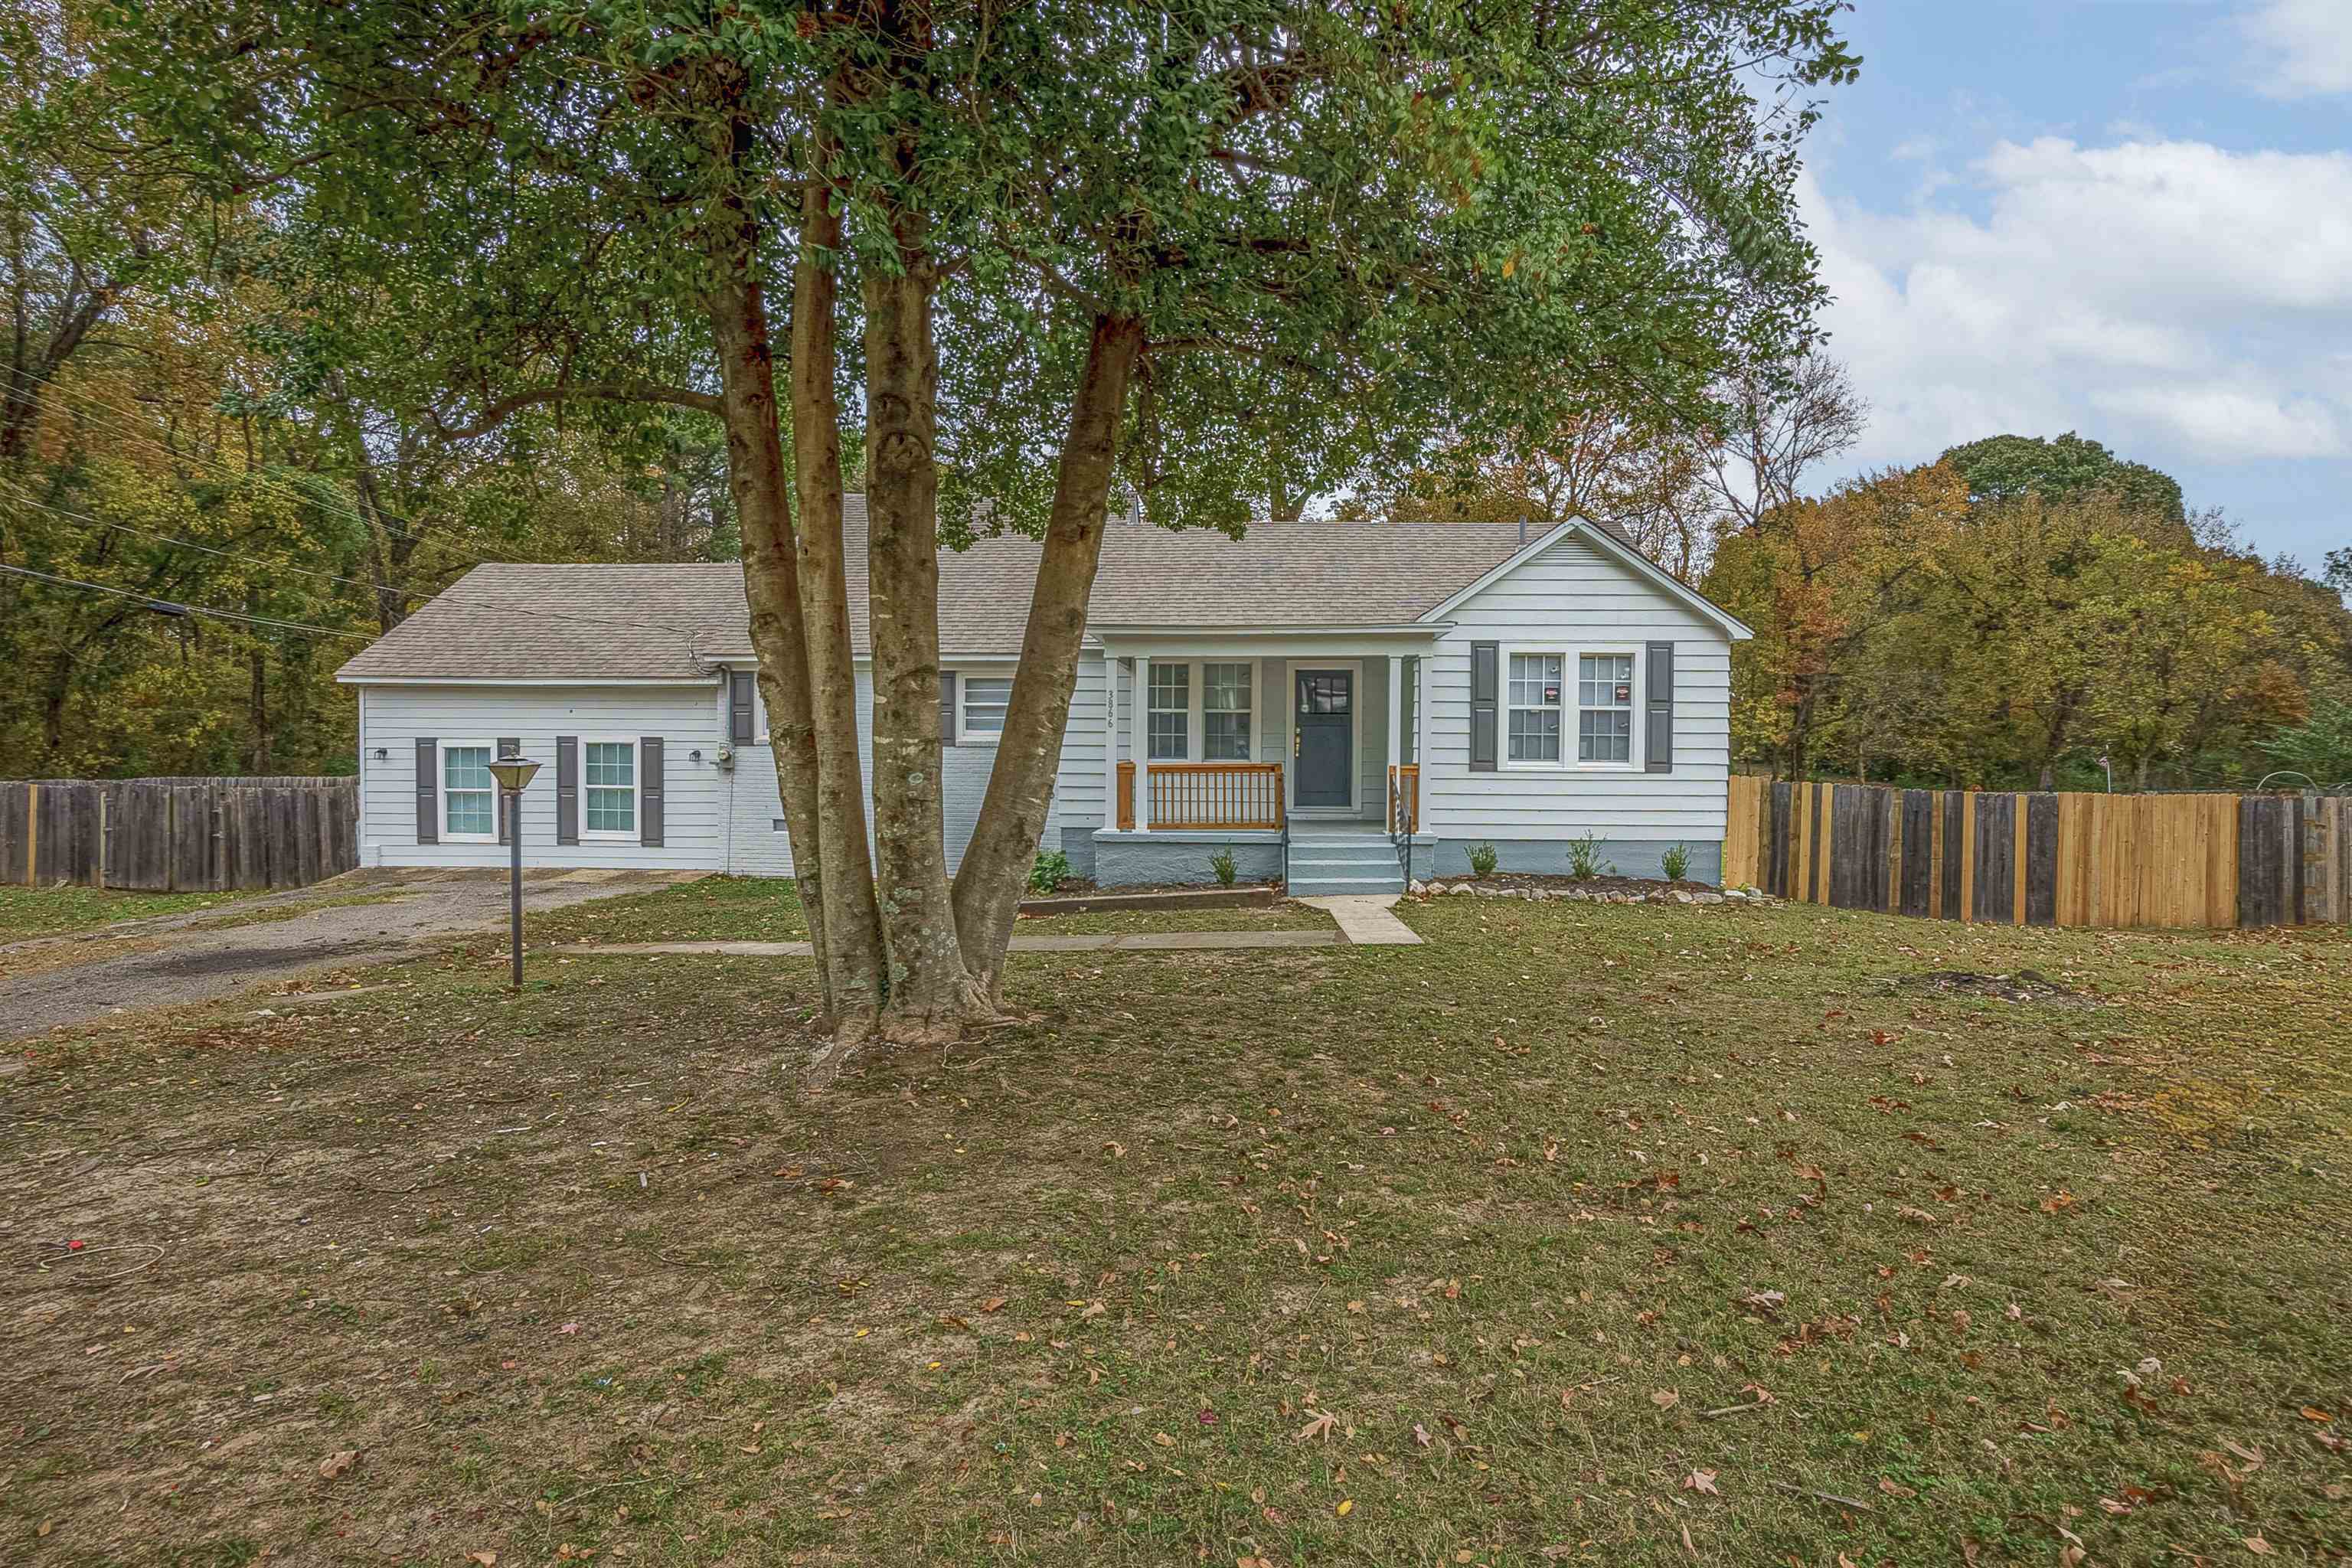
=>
[862,243,986,1037]
[787,169,886,1025]
[952,314,1145,998]
[702,123,840,1022]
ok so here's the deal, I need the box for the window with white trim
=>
[1578,652,1635,763]
[583,740,639,836]
[443,743,496,839]
[1506,653,1563,763]
[1147,663,1190,760]
[1202,662,1253,760]
[961,676,1011,742]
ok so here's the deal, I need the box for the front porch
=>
[1085,635,1431,889]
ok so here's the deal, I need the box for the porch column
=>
[1131,653,1150,832]
[1386,654,1403,830]
[1102,651,1118,831]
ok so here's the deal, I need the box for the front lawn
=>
[0,884,256,943]
[5,898,2347,1565]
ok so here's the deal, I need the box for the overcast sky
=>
[1805,0,2349,566]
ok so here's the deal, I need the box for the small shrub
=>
[1207,847,1239,887]
[1027,849,1071,895]
[1661,843,1690,882]
[1467,841,1499,877]
[1566,832,1613,880]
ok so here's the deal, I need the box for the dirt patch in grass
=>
[1890,968,2104,1005]
[3,903,2347,1565]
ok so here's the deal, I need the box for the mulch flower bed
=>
[1411,871,1752,903]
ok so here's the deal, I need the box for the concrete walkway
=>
[1294,893,1425,946]
[562,928,1341,957]
[564,897,1429,959]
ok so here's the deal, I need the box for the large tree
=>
[113,0,1858,1059]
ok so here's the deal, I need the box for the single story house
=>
[334,502,1751,894]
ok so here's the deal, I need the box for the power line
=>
[0,561,374,642]
[15,371,509,572]
[0,477,711,649]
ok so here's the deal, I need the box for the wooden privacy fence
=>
[1,776,359,893]
[1723,776,2350,930]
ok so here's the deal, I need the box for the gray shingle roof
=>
[335,497,1587,682]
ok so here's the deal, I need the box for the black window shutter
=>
[730,671,755,743]
[414,738,439,843]
[556,736,579,845]
[939,671,959,747]
[1645,642,1674,773]
[1468,642,1499,772]
[497,736,521,843]
[639,737,665,845]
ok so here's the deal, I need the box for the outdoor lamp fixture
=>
[486,753,542,988]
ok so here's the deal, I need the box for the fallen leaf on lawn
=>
[1152,1432,1175,1447]
[2099,1498,2133,1515]
[317,1449,358,1480]
[467,1555,498,1567]
[2300,1406,2334,1423]
[1683,1468,1719,1495]
[2245,1534,2274,1555]
[1651,1389,1679,1409]
[1877,1477,1915,1498]
[2060,1548,2085,1568]
[980,1296,1007,1313]
[1101,1142,1125,1158]
[1739,1289,1787,1316]
[2223,1438,2265,1469]
[557,1322,581,1335]
[1334,1499,1353,1517]
[1295,1410,1337,1442]
[1413,1423,1432,1448]
[1681,1521,1697,1557]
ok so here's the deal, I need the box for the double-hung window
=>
[1507,654,1563,763]
[1577,653,1635,763]
[1147,663,1191,760]
[443,743,495,840]
[1202,662,1253,761]
[582,739,639,838]
[961,676,1012,742]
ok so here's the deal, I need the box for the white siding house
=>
[338,508,1749,891]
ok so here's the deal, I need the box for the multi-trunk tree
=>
[113,0,1857,1059]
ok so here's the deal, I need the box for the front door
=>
[1293,669,1353,809]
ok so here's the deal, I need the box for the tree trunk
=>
[786,170,886,1026]
[248,642,271,773]
[862,247,985,1037]
[952,314,1144,998]
[703,148,842,1024]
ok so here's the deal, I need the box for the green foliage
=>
[1566,833,1612,880]
[1661,843,1690,881]
[2257,701,2352,785]
[1207,847,1238,888]
[1938,431,2186,529]
[1467,842,1499,877]
[1027,850,1072,897]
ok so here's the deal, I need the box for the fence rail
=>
[1723,776,2347,930]
[1,777,358,893]
[1114,761,1285,831]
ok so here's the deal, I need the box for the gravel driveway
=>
[0,868,700,1041]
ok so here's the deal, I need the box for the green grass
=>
[0,883,255,942]
[5,897,2347,1566]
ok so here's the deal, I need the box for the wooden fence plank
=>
[0,777,354,893]
[2024,793,2059,926]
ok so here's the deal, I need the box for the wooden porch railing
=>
[1114,760,1285,831]
[1388,763,1419,834]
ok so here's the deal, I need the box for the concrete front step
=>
[1288,875,1406,897]
[1287,854,1400,871]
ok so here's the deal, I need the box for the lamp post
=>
[486,753,542,988]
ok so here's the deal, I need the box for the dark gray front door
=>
[1293,669,1353,808]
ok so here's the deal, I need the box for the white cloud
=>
[1807,136,2352,471]
[2243,0,2352,99]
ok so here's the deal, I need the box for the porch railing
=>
[1115,761,1285,831]
[1388,763,1419,834]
